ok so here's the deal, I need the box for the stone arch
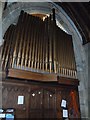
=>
[2,2,88,118]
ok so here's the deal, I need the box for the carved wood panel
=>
[29,88,56,118]
[43,89,56,118]
[2,80,80,119]
[30,88,43,118]
[2,85,29,118]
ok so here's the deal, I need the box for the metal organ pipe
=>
[34,18,38,70]
[45,17,48,72]
[2,25,15,70]
[20,13,28,68]
[49,15,52,73]
[28,16,34,68]
[31,17,36,69]
[16,11,24,68]
[24,14,31,68]
[42,21,45,71]
[2,10,77,79]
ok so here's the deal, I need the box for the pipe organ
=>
[1,10,77,79]
[1,9,81,119]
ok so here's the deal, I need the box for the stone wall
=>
[84,43,90,119]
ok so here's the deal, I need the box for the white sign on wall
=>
[63,109,68,118]
[18,96,24,105]
[61,99,66,108]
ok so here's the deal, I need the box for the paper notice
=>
[63,109,68,118]
[61,99,66,108]
[18,96,24,105]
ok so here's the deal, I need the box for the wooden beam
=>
[57,76,79,86]
[7,68,57,82]
[7,68,79,86]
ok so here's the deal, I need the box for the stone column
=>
[84,42,90,119]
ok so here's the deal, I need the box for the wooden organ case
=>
[1,9,81,119]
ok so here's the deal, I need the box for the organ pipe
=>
[12,11,23,68]
[24,14,30,68]
[2,10,77,79]
[20,13,26,67]
[45,17,48,72]
[28,16,34,68]
[2,25,15,70]
[34,18,38,69]
[16,11,25,67]
[49,15,52,73]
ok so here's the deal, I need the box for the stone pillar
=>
[78,71,88,118]
[84,42,90,119]
[77,42,89,118]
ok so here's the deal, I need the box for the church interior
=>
[0,1,90,119]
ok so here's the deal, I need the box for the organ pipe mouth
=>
[1,10,77,79]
